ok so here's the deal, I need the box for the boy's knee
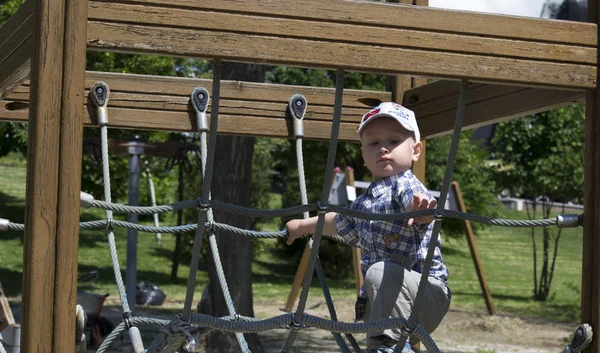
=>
[364,261,386,287]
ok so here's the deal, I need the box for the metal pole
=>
[126,134,144,311]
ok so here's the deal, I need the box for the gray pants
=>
[363,261,451,349]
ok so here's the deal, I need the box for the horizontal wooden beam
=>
[0,71,390,141]
[85,0,597,89]
[1,72,586,141]
[403,80,585,138]
[0,1,35,100]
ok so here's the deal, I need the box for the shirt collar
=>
[367,170,411,197]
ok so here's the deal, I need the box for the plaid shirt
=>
[335,170,449,319]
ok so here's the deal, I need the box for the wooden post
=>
[451,182,495,315]
[21,0,87,352]
[283,244,311,311]
[583,2,600,352]
[345,167,364,296]
[0,283,15,332]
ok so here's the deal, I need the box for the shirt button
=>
[363,248,369,254]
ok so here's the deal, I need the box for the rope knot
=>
[161,315,200,352]
[316,201,328,214]
[289,314,304,331]
[106,218,114,231]
[122,311,134,330]
[197,198,211,212]
[401,322,415,337]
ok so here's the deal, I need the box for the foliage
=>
[0,0,22,24]
[490,104,585,301]
[425,130,500,237]
[491,104,585,203]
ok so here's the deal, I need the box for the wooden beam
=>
[21,0,87,352]
[0,36,32,100]
[404,81,585,139]
[0,1,35,100]
[583,2,600,353]
[3,73,588,141]
[0,71,391,141]
[21,0,66,349]
[52,0,88,351]
[87,2,595,66]
[94,0,596,46]
[84,1,597,89]
[451,182,495,316]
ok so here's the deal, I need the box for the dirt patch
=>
[98,296,576,352]
[253,297,575,353]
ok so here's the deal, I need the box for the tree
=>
[491,104,584,301]
[425,130,500,238]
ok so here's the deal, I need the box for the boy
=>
[286,102,451,353]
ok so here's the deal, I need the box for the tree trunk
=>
[198,62,265,353]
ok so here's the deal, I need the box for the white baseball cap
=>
[358,102,420,142]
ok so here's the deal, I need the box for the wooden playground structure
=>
[0,0,599,352]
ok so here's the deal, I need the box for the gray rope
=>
[283,71,346,352]
[88,197,562,227]
[97,316,170,353]
[201,128,249,351]
[144,163,162,246]
[90,198,316,218]
[0,211,566,236]
[182,63,221,321]
[296,139,310,219]
[296,128,351,352]
[101,124,131,315]
[397,82,470,351]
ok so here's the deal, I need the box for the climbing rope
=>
[289,93,357,352]
[143,158,162,246]
[90,81,145,353]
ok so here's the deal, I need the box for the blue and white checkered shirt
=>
[336,170,449,302]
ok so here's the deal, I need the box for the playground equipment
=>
[0,0,599,352]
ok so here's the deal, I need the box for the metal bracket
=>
[90,81,110,126]
[288,94,307,137]
[191,87,210,132]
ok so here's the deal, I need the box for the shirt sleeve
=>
[398,175,435,232]
[335,203,360,247]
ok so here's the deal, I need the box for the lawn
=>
[0,154,584,326]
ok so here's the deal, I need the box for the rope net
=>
[0,68,590,353]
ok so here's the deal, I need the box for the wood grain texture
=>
[1,73,588,141]
[1,71,389,141]
[0,36,32,100]
[88,2,595,65]
[404,81,585,138]
[98,0,596,46]
[52,0,88,351]
[21,0,66,350]
[86,20,596,89]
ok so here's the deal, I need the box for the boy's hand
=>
[407,193,437,227]
[286,219,307,245]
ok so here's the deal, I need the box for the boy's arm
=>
[286,212,339,245]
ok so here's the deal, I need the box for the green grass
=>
[0,157,584,324]
[443,208,582,322]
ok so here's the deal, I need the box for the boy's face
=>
[360,117,422,180]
